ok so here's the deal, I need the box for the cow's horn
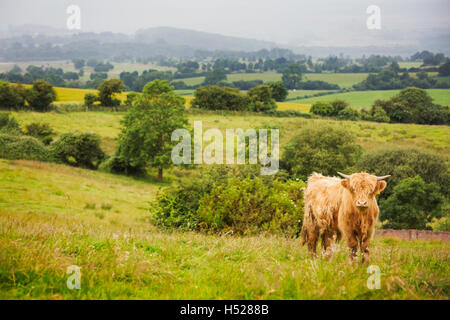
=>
[337,172,350,179]
[376,175,391,180]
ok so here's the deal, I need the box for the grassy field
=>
[291,89,450,109]
[181,72,369,88]
[0,159,448,299]
[11,111,450,157]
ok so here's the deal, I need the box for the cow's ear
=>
[375,180,387,195]
[341,179,350,189]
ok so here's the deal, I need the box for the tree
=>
[268,81,288,101]
[97,79,125,107]
[355,147,449,200]
[438,60,450,76]
[380,176,444,230]
[203,68,227,85]
[337,107,360,121]
[191,86,248,111]
[84,93,98,108]
[72,59,85,70]
[26,80,56,111]
[247,85,277,112]
[281,64,303,89]
[330,99,349,115]
[116,80,187,182]
[281,125,362,180]
[0,81,26,110]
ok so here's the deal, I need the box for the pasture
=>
[291,89,450,109]
[11,111,450,157]
[0,159,448,299]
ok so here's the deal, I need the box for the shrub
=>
[84,93,98,108]
[380,176,444,230]
[309,101,334,117]
[99,154,145,176]
[281,124,362,180]
[26,80,56,111]
[151,166,304,237]
[191,86,248,111]
[24,122,54,145]
[267,81,288,101]
[0,134,50,161]
[50,132,105,169]
[196,177,305,237]
[330,99,349,115]
[0,81,26,110]
[337,106,361,121]
[355,147,449,200]
[371,106,390,122]
[247,85,277,112]
[0,112,21,135]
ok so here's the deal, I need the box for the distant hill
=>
[134,27,276,52]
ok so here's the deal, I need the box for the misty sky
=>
[0,0,449,46]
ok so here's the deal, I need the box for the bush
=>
[267,81,288,101]
[355,147,449,200]
[197,177,304,237]
[151,166,304,237]
[0,81,26,110]
[50,132,105,169]
[281,125,362,180]
[97,79,125,107]
[0,134,50,161]
[24,122,54,145]
[337,106,361,121]
[310,101,334,117]
[0,112,21,135]
[330,99,349,115]
[247,85,277,112]
[84,93,98,108]
[191,86,248,111]
[371,106,390,122]
[380,176,444,230]
[26,80,56,111]
[99,154,145,176]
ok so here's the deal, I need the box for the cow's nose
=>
[357,200,368,207]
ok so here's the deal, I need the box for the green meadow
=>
[0,159,448,299]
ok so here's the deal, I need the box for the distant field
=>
[291,89,450,109]
[181,72,368,88]
[398,62,423,69]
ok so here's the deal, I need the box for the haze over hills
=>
[0,24,449,61]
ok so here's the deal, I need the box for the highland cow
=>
[300,172,390,263]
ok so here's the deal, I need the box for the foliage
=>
[380,176,444,230]
[97,79,125,107]
[197,177,305,237]
[116,80,187,181]
[0,81,26,110]
[268,81,288,101]
[203,68,227,85]
[337,106,361,121]
[355,147,449,200]
[281,64,303,89]
[247,85,277,112]
[191,85,248,111]
[282,125,362,180]
[84,93,98,108]
[24,122,54,145]
[25,80,56,111]
[49,132,105,169]
[0,133,50,161]
[309,101,334,117]
[0,112,22,135]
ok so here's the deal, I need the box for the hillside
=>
[0,159,448,299]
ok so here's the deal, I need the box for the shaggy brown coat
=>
[300,172,388,263]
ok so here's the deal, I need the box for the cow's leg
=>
[321,229,334,258]
[360,234,372,264]
[307,227,320,256]
[343,232,359,261]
